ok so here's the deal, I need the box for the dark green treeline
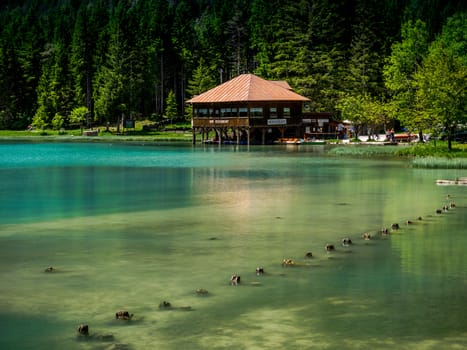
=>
[0,0,464,129]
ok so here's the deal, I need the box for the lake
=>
[0,142,466,350]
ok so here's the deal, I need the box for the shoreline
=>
[0,134,194,143]
[1,135,467,167]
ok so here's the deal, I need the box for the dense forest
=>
[0,0,465,140]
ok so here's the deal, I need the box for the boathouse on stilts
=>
[187,74,313,145]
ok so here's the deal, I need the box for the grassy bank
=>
[328,144,402,157]
[328,142,467,168]
[330,142,467,156]
[0,128,193,142]
[410,156,467,168]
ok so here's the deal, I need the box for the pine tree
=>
[224,0,251,76]
[164,90,178,125]
[249,0,281,78]
[71,0,108,126]
[307,0,350,111]
[187,58,217,98]
[345,0,383,97]
[94,2,130,126]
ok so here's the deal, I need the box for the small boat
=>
[302,139,326,145]
[274,138,302,145]
[436,178,467,185]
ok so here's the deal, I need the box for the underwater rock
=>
[115,311,133,320]
[159,301,172,309]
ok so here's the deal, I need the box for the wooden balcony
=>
[192,118,250,128]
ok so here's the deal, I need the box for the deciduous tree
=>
[414,13,467,149]
[383,19,430,139]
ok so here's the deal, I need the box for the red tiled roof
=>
[187,74,309,103]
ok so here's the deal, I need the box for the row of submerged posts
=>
[40,193,457,348]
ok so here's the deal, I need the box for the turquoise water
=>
[0,142,466,350]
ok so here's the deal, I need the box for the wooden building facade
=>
[302,112,341,140]
[188,74,316,145]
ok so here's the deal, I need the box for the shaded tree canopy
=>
[0,0,465,131]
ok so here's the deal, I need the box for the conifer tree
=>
[0,0,465,131]
[71,0,108,127]
[94,3,129,126]
[345,0,383,97]
[164,90,178,125]
[307,0,349,111]
[187,58,217,98]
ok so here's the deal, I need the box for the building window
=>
[283,107,291,118]
[250,107,263,118]
[239,108,248,117]
[220,108,231,117]
[220,108,238,118]
[270,107,277,118]
[196,108,208,117]
[210,109,219,118]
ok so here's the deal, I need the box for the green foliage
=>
[0,0,465,131]
[345,1,385,97]
[250,0,279,77]
[69,106,89,125]
[437,12,467,66]
[335,94,388,136]
[328,145,400,157]
[410,157,467,169]
[396,141,467,158]
[51,113,64,130]
[383,19,431,135]
[187,58,217,97]
[0,110,11,130]
[94,16,128,123]
[184,104,193,121]
[269,1,311,80]
[71,0,108,120]
[164,90,178,124]
[413,12,467,150]
[384,20,429,92]
[328,142,467,168]
[32,108,47,130]
[396,143,450,157]
[415,45,466,144]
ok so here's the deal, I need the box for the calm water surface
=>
[0,142,466,350]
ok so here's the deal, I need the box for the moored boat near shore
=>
[274,138,303,145]
[436,177,467,185]
[302,139,326,145]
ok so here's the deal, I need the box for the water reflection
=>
[0,143,466,350]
